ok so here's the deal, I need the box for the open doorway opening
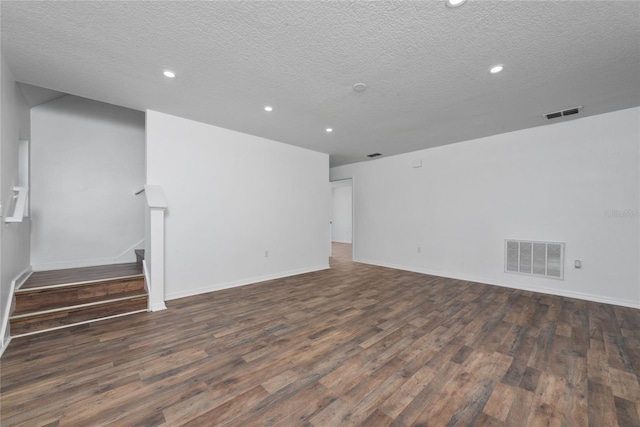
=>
[330,178,353,263]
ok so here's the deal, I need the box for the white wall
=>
[331,107,640,308]
[146,110,330,300]
[30,96,145,270]
[1,54,31,351]
[331,180,352,243]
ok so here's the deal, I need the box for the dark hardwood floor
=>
[20,263,143,290]
[1,243,639,426]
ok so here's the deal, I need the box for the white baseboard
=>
[355,258,640,310]
[12,268,33,291]
[31,239,145,271]
[149,302,167,311]
[142,260,166,312]
[166,264,330,301]
[1,337,12,358]
[1,267,32,357]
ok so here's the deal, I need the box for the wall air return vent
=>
[544,106,582,120]
[505,240,564,280]
[366,153,382,158]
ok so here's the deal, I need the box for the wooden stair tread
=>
[10,296,148,336]
[11,289,147,317]
[16,273,144,293]
[11,258,148,337]
[21,263,143,290]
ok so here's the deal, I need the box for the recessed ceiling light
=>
[353,83,367,92]
[490,65,504,74]
[445,0,467,8]
[326,128,333,133]
[163,70,176,78]
[264,106,273,112]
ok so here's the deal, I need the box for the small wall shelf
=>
[4,187,28,223]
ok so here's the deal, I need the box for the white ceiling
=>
[2,1,639,167]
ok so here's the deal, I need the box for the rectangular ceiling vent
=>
[544,106,582,120]
[366,153,382,158]
[505,240,565,280]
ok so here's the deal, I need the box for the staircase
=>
[10,262,148,337]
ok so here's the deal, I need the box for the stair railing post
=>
[144,185,168,311]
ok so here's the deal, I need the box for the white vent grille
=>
[505,240,564,280]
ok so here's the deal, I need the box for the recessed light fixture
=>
[353,83,367,92]
[445,0,467,8]
[163,70,176,78]
[490,65,504,74]
[326,128,333,133]
[264,106,273,112]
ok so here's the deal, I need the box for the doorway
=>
[330,178,353,261]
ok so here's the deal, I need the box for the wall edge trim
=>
[1,266,33,356]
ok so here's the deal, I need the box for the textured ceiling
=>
[2,1,639,166]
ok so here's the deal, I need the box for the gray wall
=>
[1,54,31,349]
[146,110,330,300]
[331,107,640,308]
[331,180,352,243]
[30,95,145,270]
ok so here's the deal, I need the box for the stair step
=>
[13,284,145,316]
[11,263,148,337]
[21,263,142,290]
[15,275,145,313]
[10,294,148,336]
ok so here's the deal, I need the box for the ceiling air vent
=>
[367,153,382,158]
[544,106,582,120]
[562,107,580,116]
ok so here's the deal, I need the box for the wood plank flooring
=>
[2,243,639,426]
[20,263,143,290]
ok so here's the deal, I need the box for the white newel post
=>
[145,185,168,311]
